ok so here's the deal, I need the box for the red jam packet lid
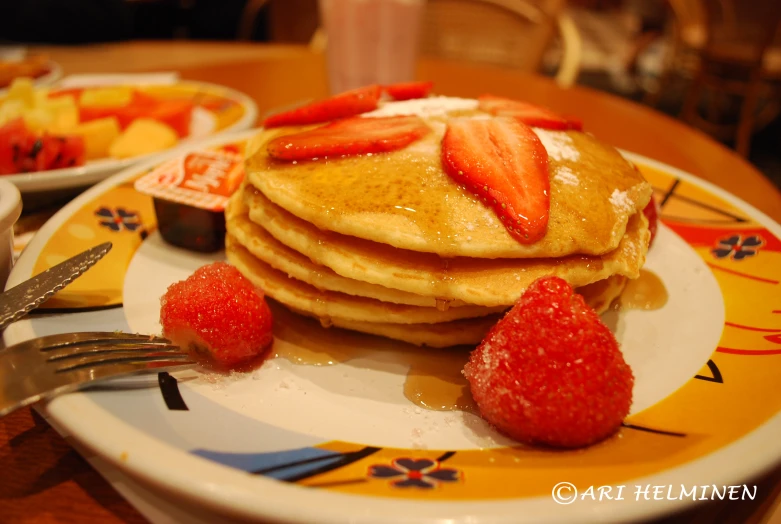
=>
[134,149,244,211]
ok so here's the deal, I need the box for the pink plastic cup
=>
[318,0,425,94]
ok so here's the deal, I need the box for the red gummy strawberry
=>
[267,115,430,161]
[478,95,583,131]
[642,197,659,247]
[463,276,634,448]
[384,81,434,101]
[263,85,381,128]
[441,117,549,243]
[160,262,273,368]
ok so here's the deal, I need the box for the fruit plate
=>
[2,80,257,193]
[5,129,781,523]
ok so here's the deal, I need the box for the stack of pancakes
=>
[225,98,653,347]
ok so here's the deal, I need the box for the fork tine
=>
[1,332,170,354]
[55,353,194,373]
[0,332,199,418]
[45,343,181,361]
[36,332,172,352]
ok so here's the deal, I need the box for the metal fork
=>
[0,332,196,417]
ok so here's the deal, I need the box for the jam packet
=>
[135,148,244,252]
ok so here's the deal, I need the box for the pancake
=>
[229,188,628,312]
[241,185,650,307]
[246,102,653,258]
[291,274,626,347]
[226,234,506,324]
[272,271,626,349]
[281,273,625,348]
[576,274,627,314]
[294,309,501,348]
[227,198,469,308]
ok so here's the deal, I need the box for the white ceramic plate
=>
[5,132,781,523]
[3,81,257,193]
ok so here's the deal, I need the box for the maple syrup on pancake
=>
[264,135,465,255]
[435,298,452,312]
[616,269,668,310]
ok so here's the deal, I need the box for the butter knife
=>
[0,242,113,330]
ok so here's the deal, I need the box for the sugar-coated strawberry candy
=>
[384,81,434,100]
[267,115,430,161]
[160,262,273,368]
[642,197,659,247]
[478,95,583,131]
[263,85,381,128]
[441,117,549,243]
[464,276,634,448]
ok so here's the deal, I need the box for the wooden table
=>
[2,41,781,524]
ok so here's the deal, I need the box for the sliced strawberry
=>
[384,81,434,101]
[267,115,430,161]
[642,197,659,247]
[263,85,382,128]
[478,95,583,131]
[441,117,550,243]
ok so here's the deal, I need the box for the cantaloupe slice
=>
[74,117,121,160]
[109,118,178,159]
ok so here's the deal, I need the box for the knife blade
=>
[0,241,113,330]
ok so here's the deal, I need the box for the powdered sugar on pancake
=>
[553,166,579,186]
[533,129,580,162]
[362,96,479,118]
[610,188,633,213]
[364,96,582,165]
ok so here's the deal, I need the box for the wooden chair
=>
[309,0,583,88]
[238,0,320,43]
[643,0,706,106]
[237,0,270,41]
[672,0,781,156]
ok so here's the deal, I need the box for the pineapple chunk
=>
[23,108,54,132]
[33,88,50,108]
[7,78,35,107]
[46,94,77,112]
[80,87,133,107]
[74,117,121,160]
[43,95,79,134]
[48,108,79,134]
[109,119,177,159]
[0,100,25,126]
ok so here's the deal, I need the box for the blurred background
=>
[1,0,779,189]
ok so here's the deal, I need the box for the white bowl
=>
[0,179,22,289]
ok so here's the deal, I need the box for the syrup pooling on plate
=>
[403,348,476,414]
[270,302,476,411]
[267,268,667,417]
[617,269,668,310]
